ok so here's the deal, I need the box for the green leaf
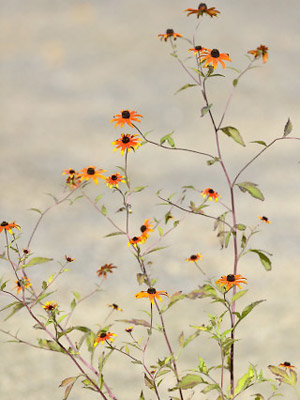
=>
[160,132,175,148]
[234,365,254,395]
[236,300,265,324]
[136,273,146,285]
[70,298,76,311]
[104,231,125,238]
[206,157,219,166]
[28,208,42,214]
[198,357,208,374]
[178,331,184,347]
[174,83,197,95]
[237,182,264,201]
[201,104,213,117]
[236,224,246,231]
[221,126,245,147]
[231,290,248,304]
[202,384,220,394]
[94,194,104,204]
[157,226,163,236]
[22,257,53,268]
[251,140,267,146]
[249,249,272,271]
[268,365,291,384]
[139,391,145,400]
[117,319,151,328]
[101,205,107,216]
[133,186,147,192]
[59,376,78,387]
[283,118,293,137]
[174,374,205,390]
[38,339,65,353]
[144,374,155,390]
[72,291,81,301]
[144,246,167,255]
[233,78,239,87]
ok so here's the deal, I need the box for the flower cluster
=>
[128,219,154,247]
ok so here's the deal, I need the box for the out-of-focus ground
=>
[0,0,300,399]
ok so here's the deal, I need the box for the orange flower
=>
[79,166,106,184]
[248,45,269,63]
[62,168,77,177]
[186,253,203,262]
[112,134,141,155]
[14,278,32,294]
[140,219,154,240]
[0,221,21,234]
[185,3,220,18]
[128,235,144,247]
[43,301,58,311]
[106,173,125,189]
[96,263,117,279]
[259,216,271,224]
[94,331,116,346]
[135,287,169,304]
[111,110,142,128]
[201,49,231,69]
[279,362,296,370]
[216,274,247,291]
[201,188,220,202]
[65,255,75,262]
[158,29,183,42]
[108,303,123,311]
[62,168,81,189]
[188,45,208,55]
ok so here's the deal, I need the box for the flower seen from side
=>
[14,278,32,294]
[65,255,75,262]
[128,235,144,247]
[185,3,220,18]
[259,216,271,224]
[94,331,116,346]
[62,168,81,189]
[216,274,247,291]
[111,110,143,128]
[79,166,106,184]
[108,303,123,311]
[135,287,169,304]
[106,173,125,189]
[201,188,220,201]
[201,49,231,69]
[279,362,296,370]
[140,219,154,240]
[0,221,21,234]
[188,45,208,55]
[125,326,133,333]
[96,263,117,279]
[158,29,183,42]
[248,45,269,63]
[112,134,141,155]
[186,253,203,262]
[43,301,58,311]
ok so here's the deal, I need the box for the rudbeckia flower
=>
[140,219,154,240]
[216,274,247,291]
[188,45,208,55]
[248,45,269,63]
[96,263,117,279]
[79,166,106,184]
[158,29,183,42]
[128,235,144,246]
[94,331,116,346]
[201,188,220,201]
[65,255,75,262]
[112,134,141,155]
[43,301,58,311]
[106,173,125,189]
[108,303,123,311]
[201,49,231,69]
[186,253,203,262]
[185,3,220,18]
[259,216,271,224]
[0,221,21,234]
[125,326,133,333]
[62,168,81,188]
[14,278,32,294]
[62,168,77,177]
[111,110,143,128]
[279,362,296,370]
[135,287,169,304]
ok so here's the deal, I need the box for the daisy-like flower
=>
[201,49,231,69]
[108,303,123,311]
[135,287,169,304]
[14,278,32,294]
[94,331,116,346]
[185,3,220,18]
[140,219,154,240]
[248,45,269,63]
[216,274,247,291]
[186,253,203,262]
[112,134,141,155]
[125,326,133,333]
[96,263,117,279]
[62,168,77,177]
[43,301,58,311]
[158,29,183,42]
[279,362,296,370]
[106,173,125,189]
[259,216,271,224]
[128,235,144,247]
[62,168,81,189]
[65,255,75,262]
[23,248,30,255]
[201,188,220,202]
[111,110,143,128]
[0,221,21,234]
[79,166,106,184]
[188,45,208,55]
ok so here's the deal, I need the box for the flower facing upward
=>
[112,134,141,155]
[109,303,123,311]
[140,219,154,240]
[201,188,220,202]
[43,301,58,311]
[201,49,231,69]
[216,274,247,291]
[14,278,32,294]
[248,45,269,63]
[0,221,21,234]
[158,29,183,42]
[186,253,203,262]
[188,45,208,55]
[96,263,117,279]
[279,362,296,370]
[259,216,271,224]
[111,110,143,128]
[128,235,144,247]
[185,3,220,18]
[106,173,125,189]
[135,287,169,304]
[79,166,106,184]
[94,331,116,346]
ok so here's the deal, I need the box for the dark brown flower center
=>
[190,255,198,260]
[132,236,139,242]
[87,167,95,175]
[211,49,220,58]
[69,169,75,174]
[48,305,55,310]
[166,29,174,35]
[198,3,207,10]
[195,45,203,51]
[1,221,8,226]
[17,281,21,287]
[111,175,118,181]
[147,287,157,294]
[100,332,107,338]
[122,135,130,144]
[121,110,130,119]
[283,362,291,366]
[262,216,268,221]
[140,225,147,233]
[112,303,118,309]
[226,274,235,282]
[208,189,215,194]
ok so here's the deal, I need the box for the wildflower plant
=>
[0,3,300,400]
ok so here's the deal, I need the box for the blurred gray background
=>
[0,0,299,399]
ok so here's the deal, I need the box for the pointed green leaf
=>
[283,118,293,137]
[221,126,245,147]
[174,83,197,95]
[175,374,205,390]
[231,289,248,304]
[22,257,53,268]
[237,182,264,201]
[251,140,267,146]
[201,103,213,117]
[249,249,272,271]
[133,186,147,193]
[104,231,125,238]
